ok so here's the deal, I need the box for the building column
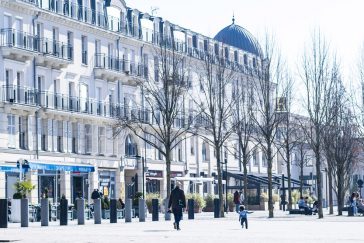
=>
[27,115,35,151]
[26,170,38,204]
[60,171,71,200]
[115,167,125,200]
[0,171,5,198]
[89,169,99,194]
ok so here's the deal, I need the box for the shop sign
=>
[123,158,138,169]
[171,171,183,178]
[146,170,163,178]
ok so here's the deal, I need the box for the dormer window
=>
[234,51,238,63]
[244,54,248,65]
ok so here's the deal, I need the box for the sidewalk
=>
[1,209,362,243]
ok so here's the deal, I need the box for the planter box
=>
[10,199,21,223]
[102,209,110,219]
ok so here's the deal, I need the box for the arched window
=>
[125,135,137,157]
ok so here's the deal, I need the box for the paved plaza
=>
[0,209,362,243]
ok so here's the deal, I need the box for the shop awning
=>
[0,164,18,172]
[28,162,95,173]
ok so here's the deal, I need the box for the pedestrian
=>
[91,189,101,203]
[240,190,245,205]
[168,181,186,231]
[238,205,252,229]
[234,191,240,213]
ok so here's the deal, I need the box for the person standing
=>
[240,190,245,205]
[168,182,186,231]
[233,191,240,213]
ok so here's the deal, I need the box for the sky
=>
[127,0,364,107]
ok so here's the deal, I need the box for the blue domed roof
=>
[214,19,262,57]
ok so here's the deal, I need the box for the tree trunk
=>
[286,143,292,210]
[300,161,304,198]
[337,169,344,216]
[243,154,248,210]
[216,145,224,217]
[328,166,334,215]
[315,146,323,219]
[267,142,274,218]
[165,150,171,199]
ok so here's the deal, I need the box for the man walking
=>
[168,181,186,231]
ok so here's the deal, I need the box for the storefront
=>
[28,162,94,204]
[0,164,20,199]
[146,170,163,194]
[98,170,116,199]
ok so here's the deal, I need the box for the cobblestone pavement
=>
[0,209,362,243]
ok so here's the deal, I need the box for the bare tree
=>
[292,135,311,198]
[251,34,284,218]
[115,39,191,199]
[276,76,296,210]
[323,71,359,216]
[231,75,256,208]
[300,30,335,218]
[194,49,236,217]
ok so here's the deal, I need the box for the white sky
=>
[128,0,364,107]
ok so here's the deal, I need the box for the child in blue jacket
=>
[238,205,252,229]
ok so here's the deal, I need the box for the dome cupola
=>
[214,17,262,57]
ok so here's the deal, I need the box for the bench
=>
[289,209,305,214]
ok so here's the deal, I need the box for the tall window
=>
[81,35,88,65]
[57,121,63,152]
[19,116,28,149]
[262,151,267,167]
[252,149,258,166]
[98,127,105,155]
[41,119,48,151]
[202,141,210,161]
[190,136,194,155]
[85,124,92,154]
[72,123,78,153]
[7,115,16,148]
[125,135,137,157]
[67,31,73,60]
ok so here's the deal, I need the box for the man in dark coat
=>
[91,189,101,202]
[168,182,186,230]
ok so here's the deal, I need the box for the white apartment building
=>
[0,0,279,205]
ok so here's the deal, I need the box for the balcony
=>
[0,29,72,68]
[124,61,148,86]
[35,38,72,69]
[0,29,39,61]
[94,54,123,81]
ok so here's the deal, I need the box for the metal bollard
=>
[152,199,159,221]
[164,199,171,221]
[60,199,68,226]
[59,199,68,225]
[139,199,145,222]
[110,199,117,223]
[0,199,8,228]
[77,199,85,225]
[94,199,101,224]
[125,199,132,223]
[214,198,220,218]
[188,199,194,220]
[21,198,29,227]
[41,198,49,226]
